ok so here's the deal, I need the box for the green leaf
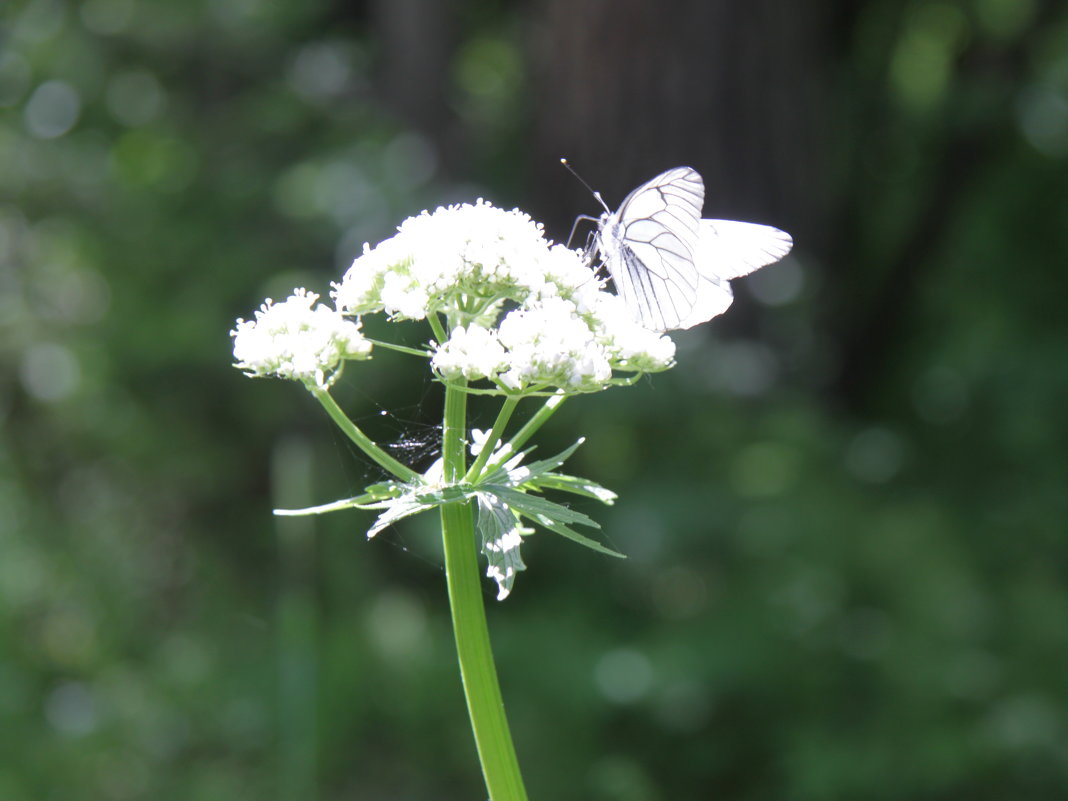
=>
[478,446,537,486]
[364,481,409,500]
[487,485,600,529]
[506,438,586,484]
[367,494,434,538]
[414,484,474,505]
[481,485,625,558]
[526,472,617,505]
[274,480,411,517]
[475,492,528,600]
[528,515,626,559]
[477,439,587,489]
[274,495,390,517]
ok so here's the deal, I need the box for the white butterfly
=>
[590,166,793,332]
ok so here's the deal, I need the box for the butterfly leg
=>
[566,213,600,249]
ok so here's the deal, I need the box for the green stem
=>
[485,390,568,474]
[441,383,528,801]
[464,396,520,483]
[428,312,449,350]
[442,379,468,483]
[365,338,430,358]
[310,388,420,483]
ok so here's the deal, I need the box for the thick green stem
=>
[311,388,420,483]
[442,380,468,483]
[441,384,528,801]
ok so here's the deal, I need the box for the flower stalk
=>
[485,391,567,474]
[464,395,520,482]
[441,382,528,800]
[310,388,420,483]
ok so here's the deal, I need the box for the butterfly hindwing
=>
[613,242,698,332]
[671,220,795,329]
[696,220,794,281]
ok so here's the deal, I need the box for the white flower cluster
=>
[231,289,372,388]
[431,296,672,392]
[333,200,676,393]
[333,200,591,322]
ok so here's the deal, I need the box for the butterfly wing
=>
[673,276,734,331]
[600,167,705,332]
[696,219,793,280]
[674,219,794,329]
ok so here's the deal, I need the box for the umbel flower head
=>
[233,201,676,396]
[231,288,372,389]
[330,200,676,394]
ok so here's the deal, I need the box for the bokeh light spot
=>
[975,0,1035,39]
[0,53,33,108]
[383,132,437,190]
[587,755,657,801]
[45,681,98,737]
[288,41,355,101]
[702,340,779,397]
[19,342,81,401]
[653,680,712,733]
[730,441,801,497]
[23,80,82,140]
[890,4,969,113]
[844,427,905,483]
[594,647,654,704]
[110,130,197,192]
[747,257,804,306]
[366,588,428,662]
[455,35,522,103]
[1017,85,1068,158]
[106,69,166,127]
[649,564,708,619]
[912,366,969,424]
[14,0,67,44]
[79,0,135,35]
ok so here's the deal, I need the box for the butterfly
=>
[587,166,793,332]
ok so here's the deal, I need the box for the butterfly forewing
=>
[612,242,698,332]
[602,167,705,331]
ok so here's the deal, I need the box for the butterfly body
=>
[590,166,793,332]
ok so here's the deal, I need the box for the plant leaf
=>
[526,472,617,505]
[366,494,434,538]
[475,492,528,600]
[487,485,600,528]
[527,515,625,558]
[482,485,625,558]
[273,480,410,517]
[478,446,537,486]
[516,437,585,482]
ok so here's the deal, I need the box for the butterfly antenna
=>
[560,158,610,213]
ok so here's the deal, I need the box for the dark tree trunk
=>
[371,0,458,162]
[526,0,833,244]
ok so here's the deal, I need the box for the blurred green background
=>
[3,0,1068,799]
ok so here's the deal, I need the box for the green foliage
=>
[3,0,1068,800]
